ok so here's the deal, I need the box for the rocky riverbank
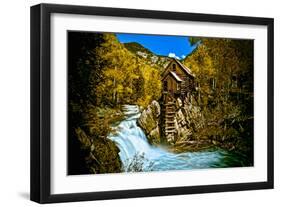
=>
[75,127,122,174]
[68,106,124,175]
[137,96,253,167]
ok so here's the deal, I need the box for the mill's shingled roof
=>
[161,58,195,78]
[169,71,183,82]
[173,58,194,77]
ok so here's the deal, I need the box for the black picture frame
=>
[30,3,274,204]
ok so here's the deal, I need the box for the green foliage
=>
[137,64,162,107]
[184,44,215,106]
[68,32,105,109]
[95,34,162,108]
[184,38,253,109]
[124,42,154,55]
[124,42,170,71]
[82,105,123,138]
[183,37,253,160]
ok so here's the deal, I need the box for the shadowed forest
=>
[68,32,253,175]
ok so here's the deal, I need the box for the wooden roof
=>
[173,58,194,77]
[170,71,183,82]
[163,71,183,82]
[162,58,195,78]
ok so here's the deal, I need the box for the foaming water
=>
[108,105,241,172]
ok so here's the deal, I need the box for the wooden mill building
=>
[162,58,195,98]
[161,58,195,143]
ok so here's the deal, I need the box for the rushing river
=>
[108,105,246,172]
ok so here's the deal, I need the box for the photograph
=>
[67,31,254,175]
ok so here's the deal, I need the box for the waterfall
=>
[108,105,239,172]
[108,105,154,167]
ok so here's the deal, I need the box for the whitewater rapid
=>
[108,105,239,172]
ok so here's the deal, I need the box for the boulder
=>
[137,100,161,144]
[148,126,161,144]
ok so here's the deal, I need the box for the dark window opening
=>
[172,64,176,71]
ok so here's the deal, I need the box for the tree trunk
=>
[113,66,117,104]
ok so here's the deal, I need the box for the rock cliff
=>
[137,96,202,145]
[173,96,202,144]
[137,100,161,144]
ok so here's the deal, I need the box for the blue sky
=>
[116,33,197,60]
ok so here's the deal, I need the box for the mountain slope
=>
[123,42,170,71]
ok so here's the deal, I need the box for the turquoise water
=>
[108,105,247,172]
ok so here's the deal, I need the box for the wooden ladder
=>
[163,101,176,142]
